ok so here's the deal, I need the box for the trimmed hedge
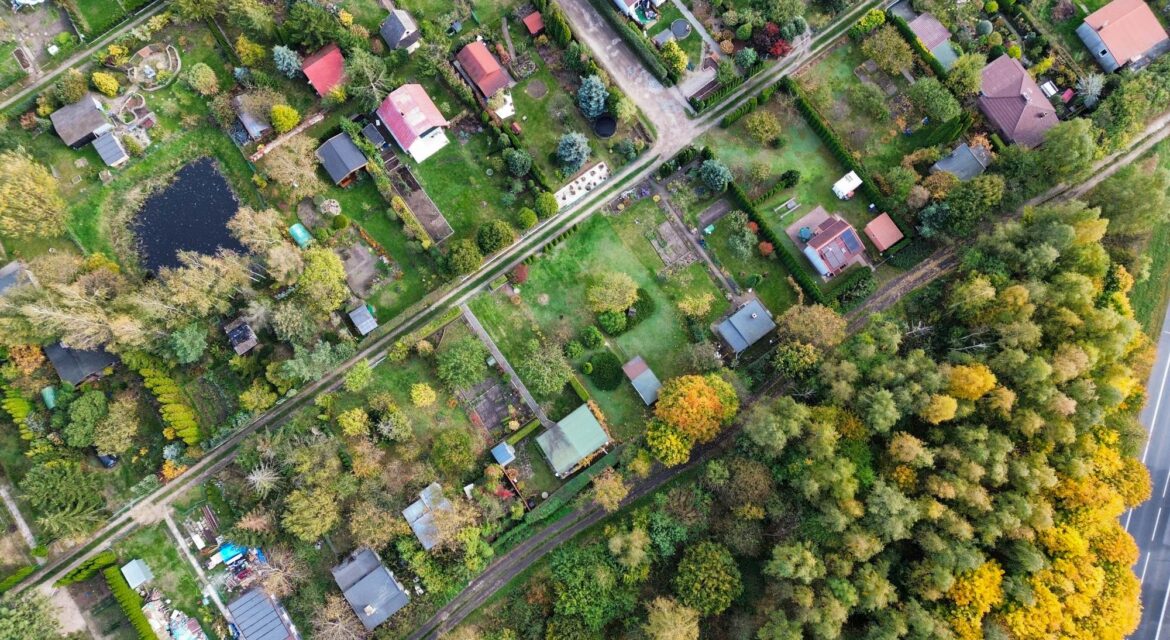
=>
[921,112,973,147]
[583,0,674,84]
[0,565,35,594]
[569,375,592,402]
[507,418,542,445]
[887,12,948,79]
[103,567,155,640]
[690,63,764,112]
[528,448,621,522]
[55,550,118,586]
[721,97,759,128]
[657,145,699,178]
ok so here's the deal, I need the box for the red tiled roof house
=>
[864,213,905,253]
[302,43,345,97]
[455,40,515,118]
[376,84,450,163]
[977,56,1057,149]
[1076,0,1170,72]
[522,12,544,36]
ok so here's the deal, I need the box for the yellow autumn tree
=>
[947,363,997,400]
[655,374,739,444]
[947,560,1004,640]
[919,394,958,424]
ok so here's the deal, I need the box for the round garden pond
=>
[671,19,692,39]
[134,157,244,272]
[593,114,617,138]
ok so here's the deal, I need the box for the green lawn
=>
[398,0,518,28]
[1129,141,1170,336]
[514,437,561,497]
[0,43,28,91]
[470,199,728,438]
[113,524,222,638]
[73,0,129,36]
[405,130,520,239]
[332,351,476,443]
[651,2,703,70]
[706,222,799,313]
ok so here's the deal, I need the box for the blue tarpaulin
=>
[220,542,246,564]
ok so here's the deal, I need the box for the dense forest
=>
[467,197,1153,639]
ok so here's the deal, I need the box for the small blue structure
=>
[40,386,57,410]
[491,441,516,466]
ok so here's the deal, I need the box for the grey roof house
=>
[381,9,421,52]
[44,342,118,385]
[716,299,776,355]
[50,94,112,148]
[227,588,301,640]
[0,261,32,296]
[234,95,272,141]
[402,482,453,551]
[622,356,662,405]
[93,131,129,168]
[316,132,368,186]
[931,142,992,181]
[331,548,410,631]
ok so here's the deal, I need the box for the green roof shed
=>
[536,404,611,478]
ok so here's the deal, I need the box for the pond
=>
[134,157,244,272]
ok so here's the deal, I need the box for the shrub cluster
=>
[103,566,155,640]
[55,550,118,586]
[582,0,673,84]
[588,351,624,390]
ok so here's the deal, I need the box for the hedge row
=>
[103,567,155,640]
[887,12,948,79]
[506,418,542,445]
[727,181,827,305]
[691,62,764,112]
[569,375,591,402]
[721,97,759,128]
[921,112,973,148]
[582,0,674,85]
[122,352,201,446]
[529,448,621,522]
[0,565,35,594]
[55,550,118,586]
[343,120,437,248]
[656,145,699,178]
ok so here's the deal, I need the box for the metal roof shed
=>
[331,548,410,630]
[288,223,312,248]
[348,304,378,336]
[536,404,610,478]
[622,356,662,405]
[120,559,153,589]
[402,483,452,551]
[715,299,777,354]
[491,441,516,466]
[227,588,300,640]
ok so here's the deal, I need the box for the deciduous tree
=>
[673,541,742,615]
[0,149,65,238]
[861,25,912,74]
[586,271,639,313]
[592,469,629,512]
[643,597,699,640]
[655,374,739,443]
[297,248,348,317]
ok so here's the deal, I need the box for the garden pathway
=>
[652,181,741,300]
[460,303,555,428]
[164,514,231,621]
[0,482,38,558]
[669,0,722,60]
[502,18,517,61]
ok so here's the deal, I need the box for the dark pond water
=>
[134,157,244,272]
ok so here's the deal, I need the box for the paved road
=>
[1127,303,1170,640]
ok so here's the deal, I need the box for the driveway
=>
[555,0,697,151]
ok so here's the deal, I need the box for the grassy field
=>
[73,0,130,36]
[0,43,28,91]
[652,2,702,68]
[1129,142,1170,336]
[398,0,517,27]
[470,199,727,436]
[113,523,222,638]
[407,130,522,237]
[706,221,799,313]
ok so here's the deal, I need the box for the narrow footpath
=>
[461,303,554,427]
[164,514,231,620]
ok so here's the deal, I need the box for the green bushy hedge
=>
[55,550,118,586]
[569,375,592,402]
[103,567,156,640]
[507,418,543,445]
[0,565,35,594]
